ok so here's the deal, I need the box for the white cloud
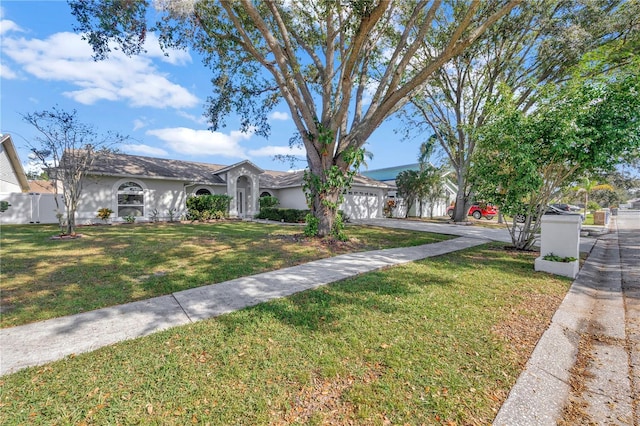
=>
[0,10,22,36]
[249,145,306,157]
[146,127,248,158]
[142,33,191,66]
[1,31,199,108]
[269,111,290,121]
[124,144,169,157]
[0,63,17,79]
[133,119,148,131]
[176,110,207,125]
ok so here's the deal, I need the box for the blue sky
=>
[1,1,425,174]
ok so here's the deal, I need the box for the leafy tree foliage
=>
[470,66,640,249]
[395,169,422,217]
[69,0,520,236]
[401,0,639,222]
[395,139,445,218]
[23,107,127,235]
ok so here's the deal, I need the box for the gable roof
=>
[259,169,391,189]
[86,151,228,184]
[214,160,264,176]
[0,134,30,192]
[81,151,390,190]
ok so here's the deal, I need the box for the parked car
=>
[514,204,584,223]
[447,203,498,220]
[549,203,581,213]
[545,204,585,221]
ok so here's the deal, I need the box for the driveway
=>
[352,218,597,253]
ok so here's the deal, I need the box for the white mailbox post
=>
[534,214,581,279]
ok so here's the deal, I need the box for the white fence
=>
[0,193,64,225]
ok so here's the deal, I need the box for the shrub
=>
[167,208,177,222]
[304,213,319,237]
[332,211,348,241]
[256,207,309,223]
[96,207,113,222]
[259,196,279,209]
[186,194,232,221]
[587,201,601,212]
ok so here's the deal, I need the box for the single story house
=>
[361,163,457,217]
[1,142,391,225]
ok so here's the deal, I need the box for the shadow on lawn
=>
[213,245,534,335]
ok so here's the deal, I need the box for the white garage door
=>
[341,190,381,219]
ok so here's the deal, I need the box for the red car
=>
[447,203,498,220]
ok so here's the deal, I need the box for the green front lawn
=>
[0,222,451,328]
[0,242,570,425]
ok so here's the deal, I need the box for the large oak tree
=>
[69,0,520,236]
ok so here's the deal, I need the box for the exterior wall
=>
[0,192,64,224]
[276,187,308,210]
[0,144,23,193]
[187,184,226,196]
[76,176,189,224]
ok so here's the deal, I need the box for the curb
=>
[494,217,633,424]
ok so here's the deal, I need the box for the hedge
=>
[255,207,309,223]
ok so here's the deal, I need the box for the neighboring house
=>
[1,134,63,224]
[0,134,29,193]
[1,144,391,224]
[361,163,457,218]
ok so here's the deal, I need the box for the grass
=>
[583,213,595,226]
[0,242,571,425]
[0,222,451,328]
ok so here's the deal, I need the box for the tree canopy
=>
[69,0,521,236]
[470,60,640,249]
[401,0,639,222]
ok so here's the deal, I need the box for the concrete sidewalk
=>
[494,211,639,425]
[0,235,489,376]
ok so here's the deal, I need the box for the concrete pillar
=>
[534,214,581,279]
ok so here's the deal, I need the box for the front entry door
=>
[236,189,245,218]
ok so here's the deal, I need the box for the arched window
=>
[117,181,144,217]
[196,188,212,196]
[260,191,272,197]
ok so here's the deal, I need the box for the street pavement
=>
[1,212,637,425]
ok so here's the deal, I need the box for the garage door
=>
[341,190,381,219]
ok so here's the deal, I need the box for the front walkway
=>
[1,235,488,376]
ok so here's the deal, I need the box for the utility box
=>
[534,214,581,279]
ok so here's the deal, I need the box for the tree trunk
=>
[306,158,344,238]
[452,176,468,222]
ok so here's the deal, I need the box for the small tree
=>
[395,170,421,218]
[421,165,446,219]
[471,67,640,250]
[23,107,127,235]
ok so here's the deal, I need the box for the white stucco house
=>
[361,163,456,218]
[1,141,391,225]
